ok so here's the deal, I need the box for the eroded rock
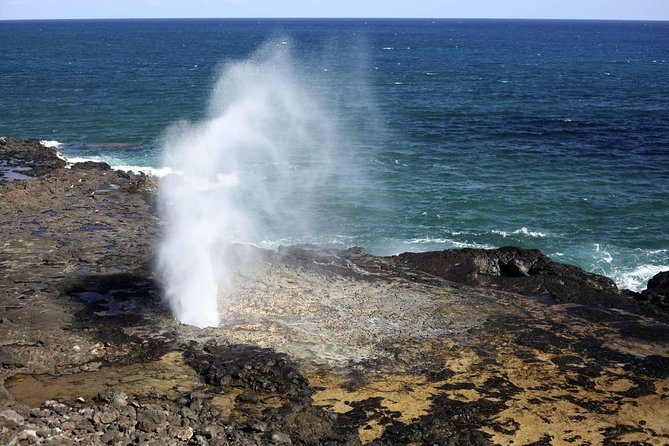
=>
[395,247,663,317]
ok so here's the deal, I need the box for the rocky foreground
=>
[1,137,668,445]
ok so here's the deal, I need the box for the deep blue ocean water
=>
[1,19,668,291]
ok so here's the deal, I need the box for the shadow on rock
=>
[60,273,174,364]
[185,341,362,445]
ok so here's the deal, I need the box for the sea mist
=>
[157,40,340,328]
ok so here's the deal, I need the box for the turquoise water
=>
[1,19,668,290]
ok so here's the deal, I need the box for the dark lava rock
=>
[183,342,363,444]
[0,137,66,179]
[374,397,496,446]
[70,160,112,172]
[641,270,669,311]
[185,342,312,399]
[395,247,658,316]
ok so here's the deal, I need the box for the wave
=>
[491,227,549,238]
[112,165,173,177]
[64,155,106,164]
[39,140,171,177]
[613,264,669,293]
[574,244,668,292]
[39,139,63,149]
[257,235,357,251]
[40,139,69,162]
[53,153,173,178]
[403,237,494,250]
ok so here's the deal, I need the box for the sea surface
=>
[1,18,668,291]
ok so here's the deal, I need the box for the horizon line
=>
[2,16,669,23]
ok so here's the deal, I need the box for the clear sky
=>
[1,0,668,21]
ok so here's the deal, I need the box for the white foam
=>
[39,140,62,149]
[65,155,106,164]
[404,237,493,250]
[112,165,173,178]
[40,140,69,161]
[491,227,548,238]
[257,234,356,252]
[593,243,614,264]
[54,152,170,178]
[615,264,669,292]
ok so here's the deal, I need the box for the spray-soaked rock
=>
[185,342,312,399]
[395,246,664,317]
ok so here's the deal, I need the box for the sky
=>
[1,0,668,21]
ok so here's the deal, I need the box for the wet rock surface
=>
[395,247,667,319]
[1,137,668,445]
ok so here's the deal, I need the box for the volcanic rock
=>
[395,246,661,316]
[641,270,669,311]
[0,137,66,178]
[1,136,668,445]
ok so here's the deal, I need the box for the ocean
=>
[1,18,668,291]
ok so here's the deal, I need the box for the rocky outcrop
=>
[0,137,66,179]
[641,271,669,312]
[395,247,664,318]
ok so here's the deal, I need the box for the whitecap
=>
[491,227,548,238]
[515,227,548,238]
[404,237,493,250]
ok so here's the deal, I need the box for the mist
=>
[157,39,342,328]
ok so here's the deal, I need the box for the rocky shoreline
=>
[1,136,668,445]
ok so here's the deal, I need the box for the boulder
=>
[641,271,669,311]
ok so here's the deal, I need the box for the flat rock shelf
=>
[1,137,668,445]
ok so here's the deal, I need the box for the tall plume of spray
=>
[157,39,339,328]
